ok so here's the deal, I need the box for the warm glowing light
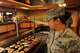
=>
[0,2,3,4]
[58,3,66,7]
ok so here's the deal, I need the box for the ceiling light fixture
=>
[0,2,3,4]
[58,3,66,7]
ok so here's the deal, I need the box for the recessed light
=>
[63,3,66,7]
[0,2,3,4]
[20,7,29,9]
[58,3,66,7]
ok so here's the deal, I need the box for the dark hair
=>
[53,12,71,25]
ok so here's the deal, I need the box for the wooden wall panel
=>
[0,25,7,33]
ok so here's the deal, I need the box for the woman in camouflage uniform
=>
[32,8,80,53]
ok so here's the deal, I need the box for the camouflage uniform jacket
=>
[37,27,80,53]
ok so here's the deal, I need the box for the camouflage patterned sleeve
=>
[35,34,49,43]
[51,32,80,53]
[51,39,80,53]
[66,39,80,53]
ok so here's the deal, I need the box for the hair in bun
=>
[53,11,72,25]
[54,11,71,25]
[64,12,71,21]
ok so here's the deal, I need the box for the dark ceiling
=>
[15,0,65,6]
[14,0,80,8]
[0,0,80,10]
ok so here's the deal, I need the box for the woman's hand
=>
[31,39,37,46]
